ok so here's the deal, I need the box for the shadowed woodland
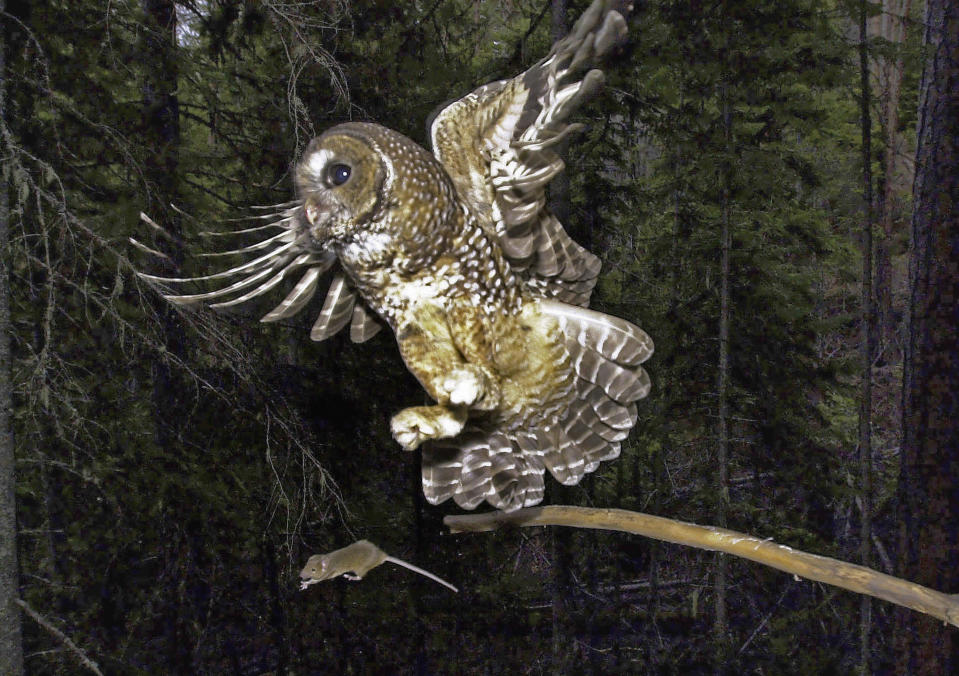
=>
[1,0,958,674]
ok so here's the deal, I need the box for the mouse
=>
[299,540,458,593]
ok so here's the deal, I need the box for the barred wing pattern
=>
[135,205,383,344]
[430,0,632,307]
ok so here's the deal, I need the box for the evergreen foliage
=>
[0,0,928,672]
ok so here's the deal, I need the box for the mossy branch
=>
[444,506,959,628]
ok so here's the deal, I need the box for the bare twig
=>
[445,506,959,628]
[16,599,104,675]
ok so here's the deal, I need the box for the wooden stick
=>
[444,506,959,627]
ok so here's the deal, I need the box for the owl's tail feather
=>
[421,300,652,512]
[422,430,547,511]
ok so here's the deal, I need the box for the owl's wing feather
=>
[565,383,632,440]
[209,253,325,308]
[152,265,287,305]
[260,265,324,322]
[421,296,652,511]
[540,300,653,366]
[309,274,356,341]
[349,304,383,343]
[136,208,376,343]
[430,0,631,307]
[196,229,294,257]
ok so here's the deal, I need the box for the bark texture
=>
[894,0,959,672]
[857,1,875,671]
[0,0,25,668]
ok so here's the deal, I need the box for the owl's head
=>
[294,122,458,271]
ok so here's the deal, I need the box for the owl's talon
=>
[391,406,466,450]
[392,422,429,451]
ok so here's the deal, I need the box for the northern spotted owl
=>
[139,0,651,511]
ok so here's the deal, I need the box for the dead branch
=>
[445,506,959,628]
[16,599,104,675]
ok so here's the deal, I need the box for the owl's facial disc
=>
[294,132,386,249]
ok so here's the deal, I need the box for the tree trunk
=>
[141,0,181,217]
[894,0,959,673]
[857,0,875,671]
[549,0,572,231]
[139,1,188,669]
[714,53,732,671]
[0,0,26,669]
[874,0,912,356]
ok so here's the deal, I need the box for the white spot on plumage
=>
[306,148,333,181]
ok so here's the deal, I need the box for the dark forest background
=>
[2,0,958,673]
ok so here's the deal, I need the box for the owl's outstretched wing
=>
[422,299,652,511]
[429,0,631,307]
[133,208,384,344]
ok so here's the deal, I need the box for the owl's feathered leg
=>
[390,301,501,450]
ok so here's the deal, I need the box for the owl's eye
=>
[328,163,352,186]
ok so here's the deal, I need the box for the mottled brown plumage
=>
[137,0,651,511]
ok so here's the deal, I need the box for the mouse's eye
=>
[328,163,351,186]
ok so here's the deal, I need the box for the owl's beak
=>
[302,194,333,246]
